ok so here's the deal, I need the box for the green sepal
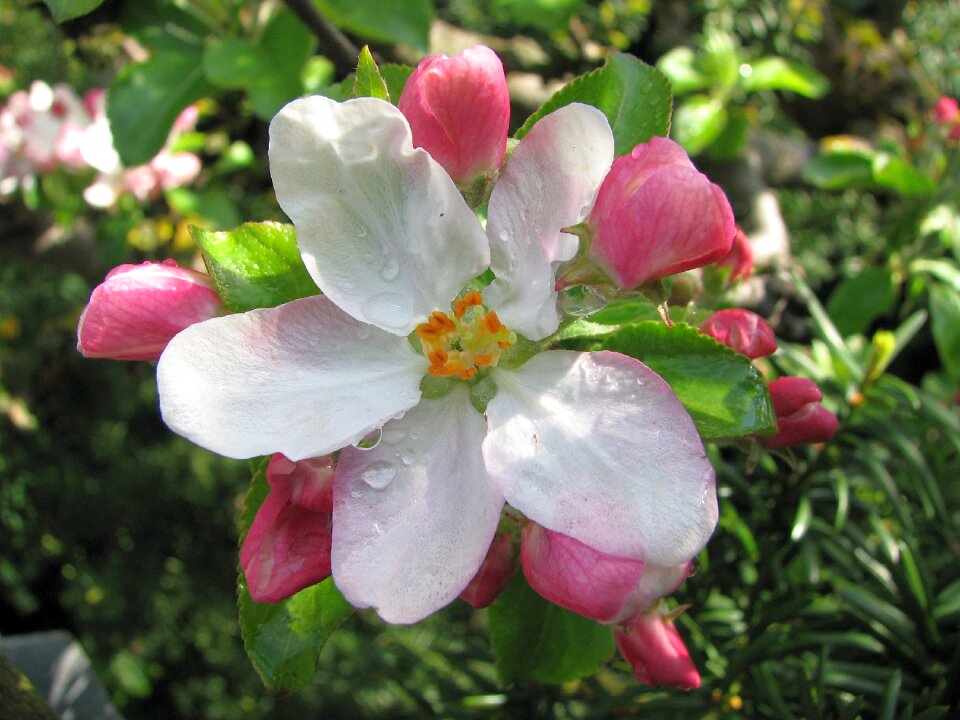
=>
[353,46,389,100]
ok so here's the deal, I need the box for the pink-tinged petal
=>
[151,150,201,190]
[157,295,426,460]
[484,104,614,340]
[460,531,518,609]
[398,45,509,184]
[240,487,332,603]
[485,350,717,566]
[588,137,736,289]
[700,308,777,359]
[333,387,503,623]
[77,260,223,361]
[521,524,692,624]
[933,96,959,125]
[715,226,754,282]
[266,453,335,513]
[762,377,838,449]
[269,96,489,335]
[615,610,701,689]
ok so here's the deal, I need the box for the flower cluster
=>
[77,44,838,690]
[0,80,200,204]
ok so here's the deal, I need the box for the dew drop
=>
[380,256,400,281]
[354,324,371,340]
[497,230,509,242]
[360,292,412,331]
[559,284,610,318]
[354,428,382,451]
[361,461,397,489]
[399,449,416,465]
[382,427,406,446]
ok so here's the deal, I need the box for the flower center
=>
[415,291,516,380]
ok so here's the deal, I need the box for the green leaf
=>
[671,94,728,156]
[802,152,875,190]
[826,266,896,337]
[108,36,213,166]
[516,54,672,156]
[203,38,262,89]
[192,222,319,312]
[656,46,711,95]
[871,153,937,197]
[41,0,104,22]
[488,572,613,685]
[595,322,776,438]
[353,46,389,100]
[929,284,960,383]
[380,64,413,101]
[741,57,829,98]
[490,0,585,33]
[311,0,433,50]
[238,461,352,695]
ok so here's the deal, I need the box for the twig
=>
[282,0,359,79]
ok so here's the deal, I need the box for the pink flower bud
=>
[762,376,838,449]
[587,137,736,290]
[615,609,701,689]
[398,45,509,184]
[933,96,959,125]
[520,524,691,625]
[241,454,335,603]
[715,226,754,282]
[77,260,223,361]
[700,308,778,359]
[459,531,518,608]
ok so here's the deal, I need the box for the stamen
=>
[415,292,516,381]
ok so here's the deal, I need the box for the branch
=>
[282,0,359,79]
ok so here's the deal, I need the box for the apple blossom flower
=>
[157,93,718,623]
[714,226,754,282]
[761,376,838,449]
[77,260,223,361]
[459,531,518,608]
[615,607,701,689]
[82,95,201,208]
[700,308,777,359]
[520,523,692,625]
[398,45,509,186]
[933,96,959,125]
[241,454,335,603]
[586,137,736,290]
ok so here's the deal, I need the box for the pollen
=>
[415,292,516,380]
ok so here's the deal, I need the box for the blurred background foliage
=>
[1,0,958,717]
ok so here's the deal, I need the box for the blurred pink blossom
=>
[714,226,754,282]
[762,376,838,449]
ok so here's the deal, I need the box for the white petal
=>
[158,295,425,460]
[484,350,717,566]
[332,385,503,623]
[484,104,614,340]
[269,96,490,335]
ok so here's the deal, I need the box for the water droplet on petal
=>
[354,324,371,340]
[399,449,416,465]
[354,428,382,450]
[361,461,396,490]
[497,230,509,242]
[383,427,406,446]
[380,256,400,281]
[361,292,412,331]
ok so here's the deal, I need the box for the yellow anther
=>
[415,292,516,380]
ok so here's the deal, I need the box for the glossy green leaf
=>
[826,266,896,337]
[656,46,711,95]
[238,460,352,696]
[929,284,960,383]
[41,0,104,22]
[192,222,319,312]
[516,54,672,156]
[311,0,433,50]
[671,94,728,156]
[488,572,613,685]
[595,322,776,438]
[108,36,214,166]
[741,57,829,98]
[802,152,875,190]
[353,46,389,100]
